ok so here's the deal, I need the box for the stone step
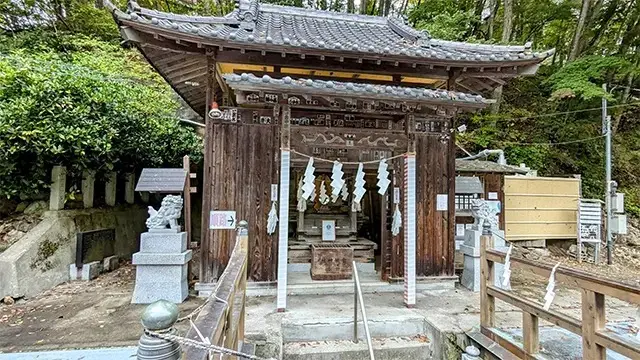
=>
[282,314,426,342]
[283,337,432,360]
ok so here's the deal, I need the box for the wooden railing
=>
[479,228,640,360]
[184,221,249,360]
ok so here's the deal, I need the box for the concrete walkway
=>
[0,347,136,359]
[244,287,640,359]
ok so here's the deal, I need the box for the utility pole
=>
[603,84,613,265]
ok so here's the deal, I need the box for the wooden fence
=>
[184,221,249,360]
[504,176,580,243]
[479,229,640,360]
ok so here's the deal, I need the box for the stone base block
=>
[139,232,187,253]
[69,264,79,280]
[461,253,506,292]
[103,256,119,272]
[132,279,189,304]
[131,232,191,304]
[132,251,192,265]
[81,261,102,281]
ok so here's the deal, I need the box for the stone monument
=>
[132,195,191,304]
[461,198,508,292]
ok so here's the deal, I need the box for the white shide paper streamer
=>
[301,157,316,201]
[267,202,278,235]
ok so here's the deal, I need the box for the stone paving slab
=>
[0,347,136,360]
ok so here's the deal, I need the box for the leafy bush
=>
[0,38,202,199]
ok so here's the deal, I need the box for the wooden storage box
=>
[310,244,353,280]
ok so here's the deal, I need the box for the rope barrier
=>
[146,330,272,360]
[289,149,409,164]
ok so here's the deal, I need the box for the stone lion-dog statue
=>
[146,195,183,230]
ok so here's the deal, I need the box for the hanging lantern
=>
[208,101,222,119]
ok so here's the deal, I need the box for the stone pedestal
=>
[132,230,191,304]
[460,227,508,292]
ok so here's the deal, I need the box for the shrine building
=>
[105,0,552,310]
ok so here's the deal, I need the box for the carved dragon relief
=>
[301,133,347,145]
[357,136,400,147]
[299,132,403,148]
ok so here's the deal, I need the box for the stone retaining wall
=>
[0,206,146,298]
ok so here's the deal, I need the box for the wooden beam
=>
[487,285,582,335]
[581,289,606,360]
[481,327,531,360]
[480,233,495,328]
[185,230,248,359]
[231,70,438,87]
[216,49,451,79]
[595,329,640,359]
[522,312,539,355]
[486,249,640,304]
[199,54,216,283]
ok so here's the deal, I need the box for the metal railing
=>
[353,261,375,360]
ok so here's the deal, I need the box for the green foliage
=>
[0,34,202,199]
[545,56,635,101]
[414,11,476,41]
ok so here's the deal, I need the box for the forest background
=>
[1,0,639,216]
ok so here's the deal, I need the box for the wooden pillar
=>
[81,170,95,209]
[200,51,216,283]
[183,155,192,244]
[522,312,539,354]
[480,227,495,328]
[49,165,66,211]
[581,289,606,359]
[277,104,291,312]
[404,114,416,308]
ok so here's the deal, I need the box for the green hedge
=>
[0,35,202,199]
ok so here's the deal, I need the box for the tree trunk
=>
[569,0,591,61]
[360,0,367,14]
[347,0,354,12]
[501,0,514,42]
[487,0,500,39]
[490,85,503,113]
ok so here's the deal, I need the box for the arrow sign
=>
[209,210,237,229]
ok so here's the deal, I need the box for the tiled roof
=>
[455,160,527,174]
[111,0,554,64]
[223,73,492,106]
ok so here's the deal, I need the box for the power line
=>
[473,101,640,123]
[493,135,605,146]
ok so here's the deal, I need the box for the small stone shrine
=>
[132,195,191,304]
[461,199,508,292]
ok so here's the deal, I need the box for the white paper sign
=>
[209,210,236,229]
[456,224,465,237]
[436,194,448,211]
[271,184,278,201]
[488,192,498,200]
[465,224,473,230]
[322,220,336,241]
[394,187,400,204]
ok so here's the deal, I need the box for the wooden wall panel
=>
[416,133,455,276]
[504,176,579,241]
[202,123,279,282]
